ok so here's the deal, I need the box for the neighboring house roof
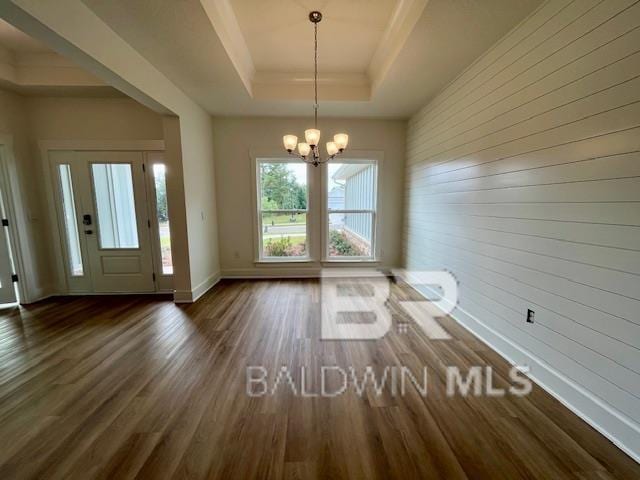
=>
[328,186,345,210]
[328,186,345,199]
[331,163,370,181]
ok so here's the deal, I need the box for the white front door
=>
[51,151,155,293]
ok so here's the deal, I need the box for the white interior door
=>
[0,154,17,304]
[0,216,17,304]
[51,151,155,293]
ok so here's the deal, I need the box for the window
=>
[257,160,308,259]
[58,164,83,276]
[152,164,173,274]
[327,161,377,259]
[91,163,139,249]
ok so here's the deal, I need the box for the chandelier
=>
[282,11,349,166]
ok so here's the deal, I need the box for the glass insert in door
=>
[91,163,139,249]
[152,164,173,274]
[58,164,84,276]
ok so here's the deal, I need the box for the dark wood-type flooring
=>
[0,279,638,479]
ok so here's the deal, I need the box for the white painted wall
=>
[212,116,406,276]
[182,113,220,296]
[0,91,167,300]
[404,0,640,460]
[0,89,220,302]
[0,88,50,300]
[26,96,163,140]
[1,0,221,301]
[27,96,165,296]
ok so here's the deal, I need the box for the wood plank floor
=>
[0,279,638,479]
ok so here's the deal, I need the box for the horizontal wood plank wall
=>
[403,0,640,461]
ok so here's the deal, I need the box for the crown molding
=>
[368,0,429,93]
[0,48,107,91]
[201,0,426,103]
[199,0,255,96]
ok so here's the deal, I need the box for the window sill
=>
[321,259,380,266]
[254,258,315,266]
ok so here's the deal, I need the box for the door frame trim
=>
[0,134,31,303]
[39,140,165,295]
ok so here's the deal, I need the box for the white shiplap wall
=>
[404,0,640,460]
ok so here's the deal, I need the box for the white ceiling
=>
[0,19,48,53]
[0,18,123,97]
[232,0,398,73]
[2,0,544,118]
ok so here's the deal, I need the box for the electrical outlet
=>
[526,309,535,323]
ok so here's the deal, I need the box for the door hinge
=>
[142,164,146,172]
[1,219,8,227]
[152,273,156,281]
[147,219,151,228]
[11,274,18,282]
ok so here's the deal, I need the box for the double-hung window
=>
[326,160,377,260]
[257,159,309,260]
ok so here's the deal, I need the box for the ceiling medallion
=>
[282,11,348,166]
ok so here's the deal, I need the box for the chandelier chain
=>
[314,20,318,129]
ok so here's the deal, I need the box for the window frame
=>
[322,153,382,263]
[252,154,311,263]
[143,152,175,292]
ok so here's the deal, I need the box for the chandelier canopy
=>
[282,11,348,166]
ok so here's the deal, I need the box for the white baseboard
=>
[453,305,640,463]
[413,287,640,463]
[221,267,320,279]
[21,283,57,304]
[221,264,390,279]
[174,271,221,303]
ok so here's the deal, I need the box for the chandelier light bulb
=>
[305,129,321,146]
[326,141,339,156]
[283,135,298,152]
[334,133,349,150]
[298,142,311,156]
